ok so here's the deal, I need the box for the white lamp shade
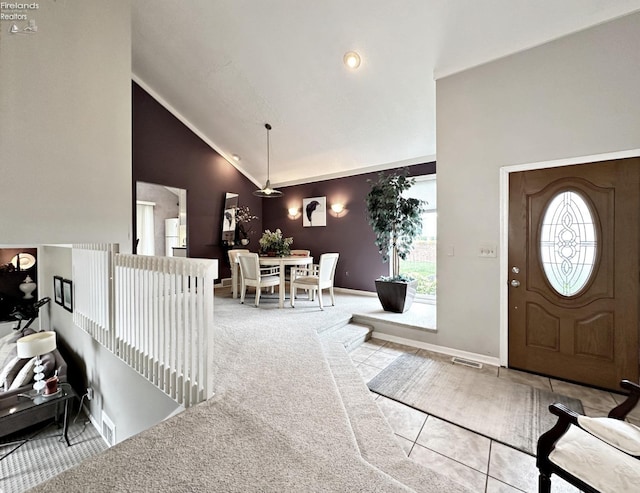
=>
[16,331,57,358]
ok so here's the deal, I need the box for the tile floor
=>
[350,338,634,493]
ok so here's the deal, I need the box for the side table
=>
[0,383,77,460]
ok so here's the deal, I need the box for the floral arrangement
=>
[235,205,258,225]
[259,229,293,256]
[235,205,259,242]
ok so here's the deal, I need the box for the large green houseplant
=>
[365,169,426,312]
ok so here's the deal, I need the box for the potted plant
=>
[259,229,293,256]
[365,169,426,312]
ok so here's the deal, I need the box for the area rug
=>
[367,352,583,456]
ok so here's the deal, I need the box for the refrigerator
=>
[165,218,180,256]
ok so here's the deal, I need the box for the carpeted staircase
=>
[26,292,471,492]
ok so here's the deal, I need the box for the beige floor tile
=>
[610,391,640,421]
[361,350,400,370]
[415,348,452,363]
[410,444,487,492]
[375,395,427,442]
[582,405,607,417]
[498,368,552,392]
[394,434,413,456]
[415,349,499,377]
[549,379,618,413]
[348,345,378,363]
[488,441,537,493]
[378,341,419,356]
[416,416,491,473]
[355,363,382,383]
[360,338,386,350]
[486,477,522,493]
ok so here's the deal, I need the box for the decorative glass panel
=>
[540,191,597,296]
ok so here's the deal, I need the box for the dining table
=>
[232,254,313,308]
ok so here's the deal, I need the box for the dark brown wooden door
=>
[508,158,640,390]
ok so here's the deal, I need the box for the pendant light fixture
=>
[253,123,283,198]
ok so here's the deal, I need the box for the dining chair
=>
[227,249,250,299]
[237,253,281,307]
[286,249,311,283]
[290,253,339,310]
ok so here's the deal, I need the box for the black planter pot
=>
[375,279,418,313]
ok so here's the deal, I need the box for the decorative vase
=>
[375,279,418,313]
[19,275,37,299]
[241,238,249,246]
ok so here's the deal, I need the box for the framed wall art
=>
[62,278,73,312]
[53,276,63,306]
[302,196,326,227]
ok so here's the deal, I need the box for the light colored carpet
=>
[367,352,584,455]
[25,289,467,492]
[321,340,469,492]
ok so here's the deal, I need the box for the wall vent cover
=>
[101,411,116,447]
[451,357,483,369]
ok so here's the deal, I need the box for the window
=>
[400,175,437,299]
[539,190,597,296]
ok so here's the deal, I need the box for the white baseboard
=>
[83,402,111,447]
[371,331,502,367]
[334,287,377,297]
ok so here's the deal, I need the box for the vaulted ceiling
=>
[132,1,640,188]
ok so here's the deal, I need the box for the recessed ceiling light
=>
[343,51,361,69]
[232,154,240,162]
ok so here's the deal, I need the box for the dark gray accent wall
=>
[132,83,263,279]
[133,82,435,289]
[262,163,435,291]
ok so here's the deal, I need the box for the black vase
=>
[375,279,418,313]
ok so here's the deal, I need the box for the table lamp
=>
[16,331,57,393]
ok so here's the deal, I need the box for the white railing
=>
[72,245,217,408]
[73,243,117,349]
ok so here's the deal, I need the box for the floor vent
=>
[451,357,483,369]
[101,411,116,447]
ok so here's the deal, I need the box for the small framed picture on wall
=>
[62,279,73,312]
[302,196,327,227]
[53,276,63,306]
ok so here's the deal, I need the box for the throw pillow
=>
[0,328,36,368]
[9,327,36,343]
[0,332,15,366]
[8,356,37,390]
[0,356,31,390]
[0,355,19,390]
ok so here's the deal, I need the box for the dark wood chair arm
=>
[608,379,640,420]
[536,403,580,470]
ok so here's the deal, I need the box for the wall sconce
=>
[331,203,345,216]
[288,207,300,219]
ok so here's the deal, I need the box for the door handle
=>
[510,280,520,287]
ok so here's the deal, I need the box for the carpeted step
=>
[319,322,373,352]
[312,315,353,337]
[321,340,472,493]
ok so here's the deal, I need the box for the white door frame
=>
[499,149,640,367]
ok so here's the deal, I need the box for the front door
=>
[508,158,639,390]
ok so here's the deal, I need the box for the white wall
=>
[0,1,180,442]
[435,12,640,358]
[0,0,131,247]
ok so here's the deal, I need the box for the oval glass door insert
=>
[539,190,597,296]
